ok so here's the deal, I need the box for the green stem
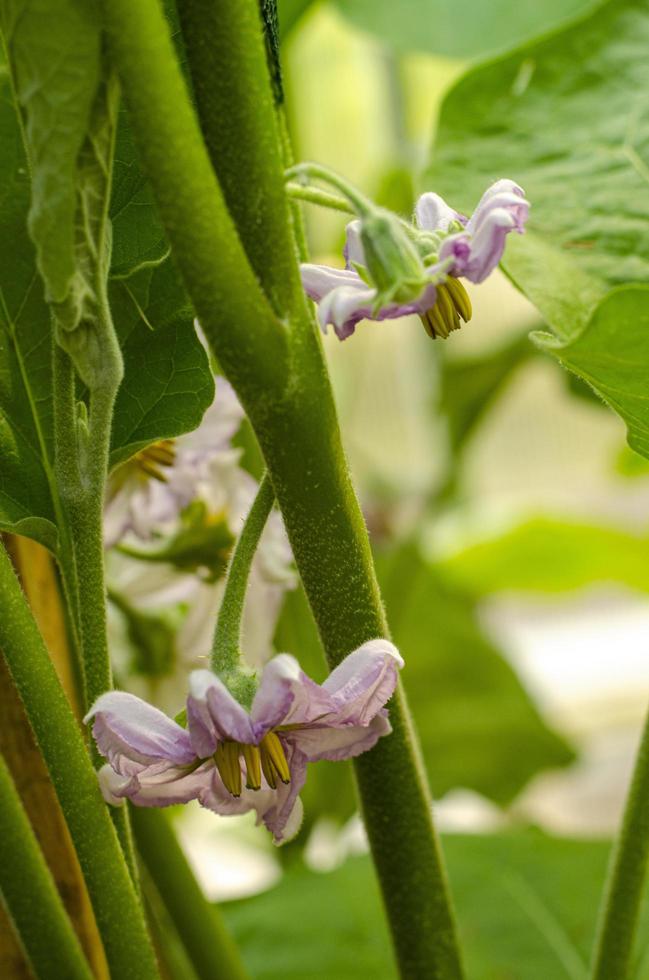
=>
[176,0,301,317]
[590,704,649,980]
[0,756,93,980]
[284,161,375,216]
[211,472,274,675]
[285,181,356,215]
[0,541,159,980]
[131,808,248,980]
[101,3,463,975]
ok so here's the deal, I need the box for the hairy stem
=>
[0,541,159,980]
[176,0,301,317]
[590,704,649,980]
[0,757,94,980]
[131,808,248,980]
[211,472,275,675]
[101,1,464,974]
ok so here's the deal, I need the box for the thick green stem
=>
[0,541,159,980]
[0,756,93,980]
[131,808,248,980]
[176,0,301,317]
[211,472,274,675]
[101,2,463,974]
[590,705,649,980]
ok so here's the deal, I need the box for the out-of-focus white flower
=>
[104,377,244,547]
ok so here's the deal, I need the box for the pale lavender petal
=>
[85,691,195,767]
[465,179,527,235]
[251,654,335,732]
[321,638,403,725]
[104,759,213,807]
[415,192,465,232]
[316,283,379,340]
[287,712,391,762]
[343,219,365,268]
[300,263,363,302]
[187,670,256,756]
[440,207,519,284]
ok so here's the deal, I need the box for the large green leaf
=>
[0,0,100,303]
[334,0,598,60]
[379,543,574,804]
[438,516,649,596]
[224,830,649,979]
[427,0,649,455]
[0,72,58,551]
[0,72,213,549]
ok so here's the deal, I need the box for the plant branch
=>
[0,756,94,980]
[0,541,159,979]
[590,704,649,979]
[131,807,248,980]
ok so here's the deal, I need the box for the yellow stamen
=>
[436,284,461,336]
[260,732,290,789]
[445,277,472,322]
[214,741,242,797]
[242,744,262,791]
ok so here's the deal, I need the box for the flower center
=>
[214,731,291,798]
[132,439,177,482]
[421,277,472,339]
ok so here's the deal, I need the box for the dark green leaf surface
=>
[0,72,213,546]
[334,0,598,60]
[0,74,58,550]
[427,0,649,456]
[224,831,649,980]
[439,516,649,596]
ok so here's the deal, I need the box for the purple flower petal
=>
[85,691,196,768]
[100,760,213,807]
[415,192,466,233]
[250,654,335,735]
[343,219,365,268]
[187,670,257,756]
[321,638,403,725]
[287,712,392,763]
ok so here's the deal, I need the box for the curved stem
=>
[590,704,649,979]
[0,541,159,979]
[211,472,275,674]
[0,757,93,980]
[285,181,356,215]
[131,807,248,980]
[284,161,374,216]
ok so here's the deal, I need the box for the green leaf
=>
[223,831,649,979]
[438,516,649,596]
[0,73,58,551]
[0,69,213,548]
[333,0,598,60]
[534,286,649,459]
[109,589,181,678]
[427,0,649,454]
[378,542,574,804]
[108,266,215,470]
[0,0,100,303]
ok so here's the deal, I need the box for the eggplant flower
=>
[86,638,403,844]
[301,178,529,341]
[104,376,244,547]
